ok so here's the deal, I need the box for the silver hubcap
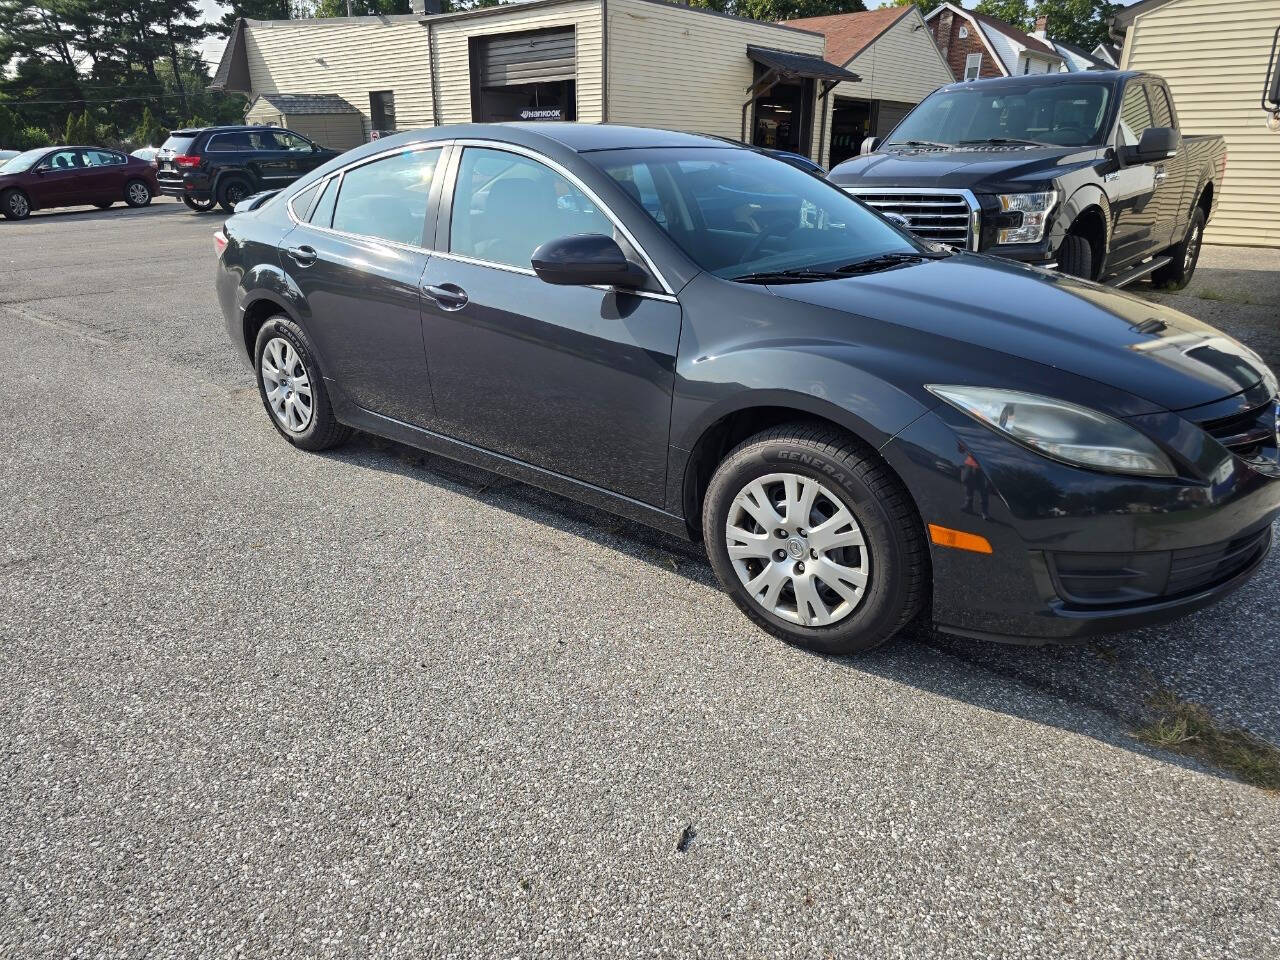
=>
[1184,223,1201,272]
[260,337,313,432]
[12,194,28,216]
[725,472,871,627]
[129,183,148,204]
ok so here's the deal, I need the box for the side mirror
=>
[531,234,646,288]
[1124,126,1180,164]
[860,136,879,155]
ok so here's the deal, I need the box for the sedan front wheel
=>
[703,424,928,655]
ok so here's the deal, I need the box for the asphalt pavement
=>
[1,201,1278,959]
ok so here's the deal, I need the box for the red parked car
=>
[0,145,158,220]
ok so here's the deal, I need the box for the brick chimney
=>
[936,8,954,60]
[1032,14,1049,40]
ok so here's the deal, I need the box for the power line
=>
[9,92,195,106]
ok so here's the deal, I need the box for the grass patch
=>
[1134,689,1280,790]
[1194,287,1257,305]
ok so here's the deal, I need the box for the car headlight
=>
[927,385,1177,477]
[995,191,1057,244]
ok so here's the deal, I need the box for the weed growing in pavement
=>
[1134,689,1280,790]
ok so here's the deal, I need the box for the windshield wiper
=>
[958,137,1051,147]
[729,268,849,284]
[887,139,952,150]
[835,252,937,274]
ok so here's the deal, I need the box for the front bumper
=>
[882,400,1280,643]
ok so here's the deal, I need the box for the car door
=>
[1107,81,1177,269]
[259,130,317,185]
[277,144,446,428]
[418,144,681,507]
[1144,81,1191,245]
[28,149,87,208]
[82,149,124,202]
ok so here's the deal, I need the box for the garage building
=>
[210,0,934,164]
[1115,0,1279,247]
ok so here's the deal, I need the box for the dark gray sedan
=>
[214,124,1280,655]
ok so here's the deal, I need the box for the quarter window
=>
[964,53,983,81]
[1118,83,1154,147]
[449,146,611,270]
[289,181,321,221]
[309,177,338,227]
[331,147,440,246]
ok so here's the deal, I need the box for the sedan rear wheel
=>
[124,179,152,208]
[1,188,31,221]
[253,317,351,451]
[703,424,928,655]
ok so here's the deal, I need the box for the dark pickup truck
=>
[830,71,1226,290]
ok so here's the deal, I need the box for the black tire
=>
[253,316,351,452]
[124,179,152,208]
[1,188,31,221]
[1057,233,1093,280]
[217,178,252,213]
[94,201,114,210]
[182,194,217,213]
[702,423,928,656]
[1151,207,1206,291]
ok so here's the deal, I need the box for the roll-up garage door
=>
[477,28,575,87]
[874,100,915,138]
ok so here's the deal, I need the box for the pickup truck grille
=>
[846,189,978,250]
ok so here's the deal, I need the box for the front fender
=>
[1058,184,1111,249]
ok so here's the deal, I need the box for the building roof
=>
[746,45,862,83]
[780,6,912,66]
[1112,0,1181,30]
[966,8,1060,58]
[1052,39,1110,69]
[250,93,361,115]
[926,2,1062,64]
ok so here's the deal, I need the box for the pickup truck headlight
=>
[995,191,1058,245]
[927,385,1176,477]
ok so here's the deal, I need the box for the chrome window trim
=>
[449,137,676,296]
[845,186,981,251]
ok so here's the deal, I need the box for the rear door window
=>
[331,147,440,246]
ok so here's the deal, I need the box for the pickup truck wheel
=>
[1151,208,1205,291]
[702,424,927,656]
[1,188,31,220]
[183,195,217,212]
[217,178,251,213]
[253,317,352,451]
[1057,234,1093,280]
[124,179,152,208]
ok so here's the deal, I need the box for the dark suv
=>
[156,126,339,213]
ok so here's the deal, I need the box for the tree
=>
[133,105,165,146]
[886,0,937,13]
[1033,0,1118,49]
[974,0,1030,30]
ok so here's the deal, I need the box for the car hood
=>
[767,254,1275,413]
[829,146,1098,192]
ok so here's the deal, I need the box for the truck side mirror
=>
[860,136,879,155]
[1124,126,1180,164]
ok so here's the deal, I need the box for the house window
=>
[1023,57,1031,74]
[958,25,968,38]
[369,91,396,133]
[964,53,982,81]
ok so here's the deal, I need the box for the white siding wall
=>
[815,9,954,167]
[979,23,1021,74]
[606,0,826,143]
[1121,0,1279,247]
[433,0,604,124]
[242,18,434,142]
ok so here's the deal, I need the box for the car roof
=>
[170,125,288,136]
[940,69,1140,93]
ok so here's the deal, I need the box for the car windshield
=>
[588,147,921,280]
[0,148,49,174]
[885,82,1112,148]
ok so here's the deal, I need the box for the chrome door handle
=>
[423,283,469,311]
[286,244,318,266]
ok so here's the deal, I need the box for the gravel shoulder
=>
[1,205,1278,959]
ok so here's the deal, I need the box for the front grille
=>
[847,189,976,249]
[1199,399,1278,462]
[1046,526,1271,609]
